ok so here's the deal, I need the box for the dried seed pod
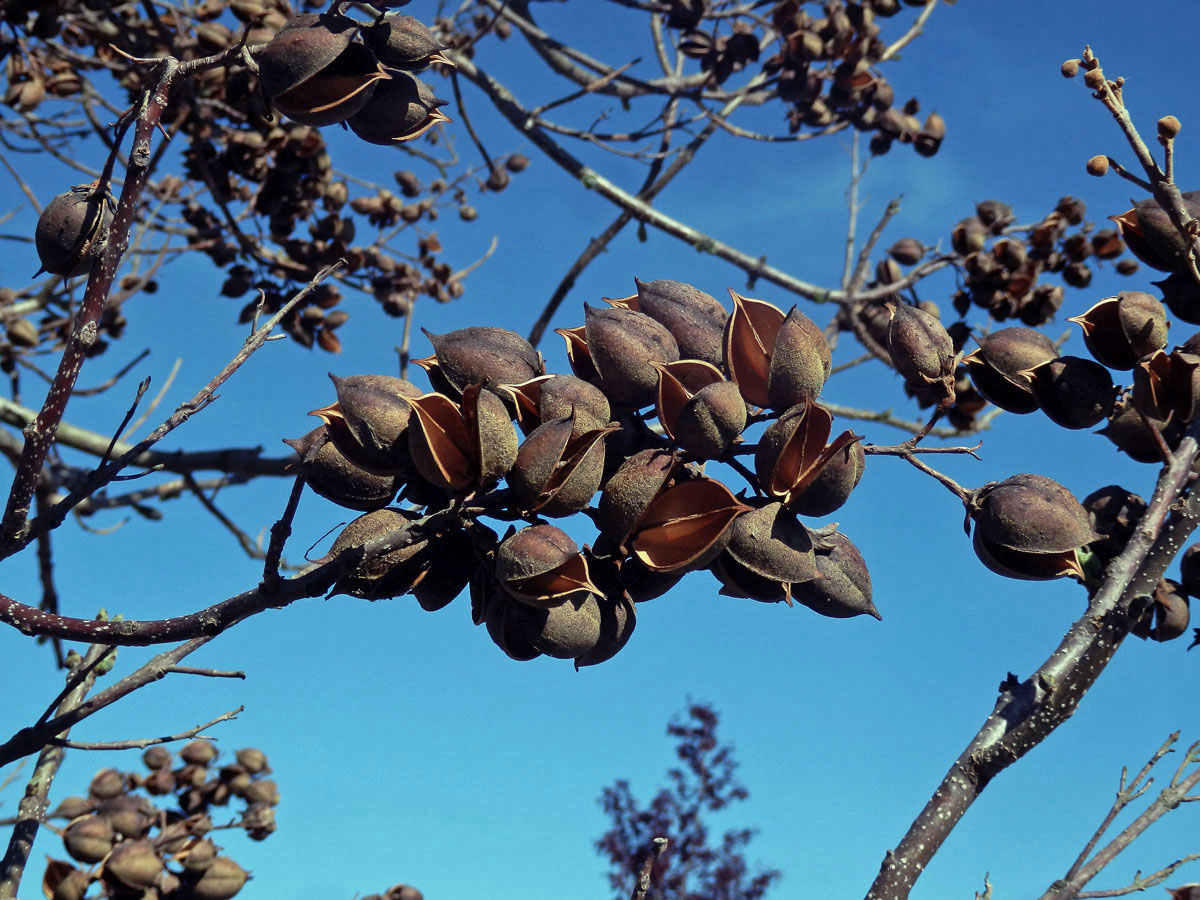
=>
[417,326,542,395]
[962,327,1058,414]
[142,746,172,770]
[914,110,944,157]
[98,795,154,838]
[596,450,680,547]
[723,291,830,409]
[1083,485,1145,561]
[272,43,389,128]
[186,856,249,900]
[411,528,473,612]
[403,388,516,493]
[41,859,89,900]
[584,304,680,408]
[509,413,613,517]
[1156,270,1200,324]
[63,815,114,864]
[630,477,750,572]
[1132,579,1190,642]
[607,279,729,367]
[326,508,430,600]
[348,69,450,144]
[654,360,746,458]
[754,400,862,513]
[791,529,879,619]
[502,373,610,436]
[103,839,162,890]
[364,14,451,69]
[1110,191,1200,273]
[951,217,987,255]
[310,374,422,472]
[181,838,218,873]
[181,740,218,765]
[494,524,600,609]
[712,502,815,604]
[235,748,268,775]
[1068,292,1168,370]
[256,12,358,98]
[574,590,636,668]
[887,303,955,403]
[35,186,112,277]
[1099,395,1183,463]
[888,238,924,266]
[971,474,1096,581]
[1133,349,1200,423]
[285,426,400,510]
[1026,356,1116,429]
[88,768,124,800]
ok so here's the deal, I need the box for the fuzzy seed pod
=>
[142,746,172,770]
[723,291,830,409]
[596,450,679,547]
[962,328,1058,414]
[326,508,430,600]
[509,413,612,517]
[629,477,749,572]
[754,400,862,514]
[63,815,114,864]
[607,279,729,367]
[41,860,89,900]
[256,13,358,98]
[1068,291,1168,370]
[502,373,610,436]
[584,305,680,408]
[187,856,249,900]
[1026,356,1115,429]
[348,69,450,144]
[712,503,815,604]
[1110,191,1200,272]
[35,186,112,277]
[790,529,879,619]
[310,374,423,473]
[654,360,746,458]
[103,839,162,890]
[181,740,218,765]
[887,303,955,402]
[273,43,389,128]
[364,14,450,69]
[888,238,924,266]
[285,426,400,510]
[88,768,124,800]
[417,326,542,395]
[98,795,154,838]
[1083,485,1145,561]
[1100,396,1183,463]
[494,524,600,609]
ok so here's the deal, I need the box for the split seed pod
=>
[284,426,400,510]
[1131,578,1190,642]
[501,373,610,436]
[1099,395,1183,463]
[790,529,879,619]
[509,411,614,517]
[363,14,452,69]
[596,449,680,547]
[754,400,863,514]
[962,327,1058,414]
[326,508,430,600]
[1110,191,1200,272]
[35,186,112,277]
[970,473,1098,581]
[103,840,162,891]
[629,476,750,572]
[1083,484,1146,562]
[186,856,249,900]
[723,291,831,409]
[348,69,450,144]
[494,524,600,609]
[63,815,114,864]
[654,360,747,458]
[606,278,729,366]
[309,374,422,472]
[711,502,815,604]
[416,326,542,396]
[1132,349,1200,423]
[404,387,517,493]
[257,13,358,100]
[1068,291,1168,369]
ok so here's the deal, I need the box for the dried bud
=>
[1083,68,1106,89]
[1085,155,1109,177]
[1158,115,1182,140]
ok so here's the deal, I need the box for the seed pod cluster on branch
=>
[43,742,276,900]
[286,279,882,667]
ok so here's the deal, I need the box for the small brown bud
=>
[1085,155,1109,177]
[1060,58,1080,78]
[1158,115,1182,140]
[1083,68,1106,89]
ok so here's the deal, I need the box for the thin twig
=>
[49,706,243,750]
[630,837,668,900]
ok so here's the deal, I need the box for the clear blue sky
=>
[1,2,1198,898]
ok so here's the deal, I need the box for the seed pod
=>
[327,508,430,600]
[187,856,249,900]
[41,859,89,900]
[35,186,112,277]
[1133,349,1200,423]
[63,815,114,864]
[1132,579,1190,642]
[235,748,268,775]
[654,360,746,458]
[494,524,600,609]
[181,740,218,765]
[1026,356,1115,429]
[103,839,162,890]
[914,111,944,157]
[1099,396,1182,463]
[273,43,389,128]
[754,400,863,513]
[348,69,450,144]
[417,326,542,395]
[630,477,750,572]
[285,426,400,510]
[411,528,473,612]
[606,279,729,367]
[404,388,516,493]
[1068,291,1168,369]
[88,768,124,800]
[887,303,955,402]
[951,217,987,255]
[971,474,1096,581]
[509,413,613,517]
[584,305,680,408]
[888,238,924,266]
[724,291,830,409]
[502,373,610,436]
[962,327,1058,414]
[310,374,422,473]
[1157,270,1200,324]
[1083,485,1145,561]
[596,449,680,547]
[574,590,637,668]
[98,794,154,838]
[790,529,879,619]
[256,12,358,98]
[1110,191,1200,273]
[364,14,451,69]
[142,746,172,770]
[181,838,219,873]
[712,503,815,604]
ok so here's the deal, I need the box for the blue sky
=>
[1,1,1199,898]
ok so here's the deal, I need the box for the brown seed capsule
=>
[712,503,815,604]
[1132,579,1190,642]
[724,291,829,409]
[103,839,162,890]
[790,529,879,619]
[41,859,89,900]
[98,795,154,838]
[348,70,450,145]
[142,746,172,770]
[494,524,600,609]
[606,279,729,367]
[1099,395,1182,463]
[887,238,924,266]
[1083,485,1146,561]
[584,305,680,408]
[285,426,400,511]
[887,303,955,403]
[596,449,680,547]
[1133,349,1200,423]
[509,413,613,517]
[962,327,1058,414]
[63,815,114,864]
[35,186,112,277]
[1068,291,1168,369]
[1085,155,1109,177]
[1157,270,1200,323]
[654,360,746,459]
[1158,115,1182,141]
[768,306,833,410]
[88,768,125,800]
[1026,356,1116,430]
[181,740,218,765]
[1111,191,1200,272]
[256,13,359,98]
[630,477,750,572]
[574,590,637,669]
[754,400,862,513]
[364,14,451,69]
[235,748,269,775]
[187,856,249,900]
[418,326,542,395]
[951,217,987,255]
[311,374,422,473]
[403,388,516,493]
[914,111,944,157]
[273,43,389,128]
[327,508,429,600]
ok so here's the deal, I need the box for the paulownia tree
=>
[0,0,1197,898]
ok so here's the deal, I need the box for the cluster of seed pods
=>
[287,279,895,667]
[45,742,273,900]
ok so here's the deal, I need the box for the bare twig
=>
[630,837,668,900]
[49,706,243,750]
